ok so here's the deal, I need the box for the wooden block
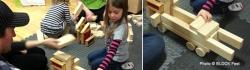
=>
[127,15,133,21]
[173,6,196,24]
[74,58,80,66]
[57,34,76,48]
[218,28,243,49]
[135,21,142,27]
[53,51,73,61]
[85,35,95,47]
[75,17,86,32]
[197,21,219,39]
[128,26,134,40]
[150,13,161,27]
[92,30,104,38]
[207,38,235,61]
[81,29,91,44]
[128,0,142,13]
[91,16,97,21]
[190,16,206,31]
[74,65,86,70]
[36,30,44,41]
[146,0,164,13]
[163,0,173,14]
[80,22,90,33]
[73,2,83,20]
[50,57,65,70]
[89,22,97,30]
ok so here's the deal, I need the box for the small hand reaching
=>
[197,9,212,22]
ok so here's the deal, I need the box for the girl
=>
[41,0,75,38]
[87,0,130,70]
[190,0,243,22]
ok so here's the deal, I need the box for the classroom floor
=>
[144,0,250,70]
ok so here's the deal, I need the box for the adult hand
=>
[197,9,212,22]
[43,38,60,49]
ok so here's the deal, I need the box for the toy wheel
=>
[186,42,196,51]
[195,47,207,57]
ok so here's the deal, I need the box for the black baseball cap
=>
[0,1,29,27]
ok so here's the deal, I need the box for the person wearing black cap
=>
[0,1,60,70]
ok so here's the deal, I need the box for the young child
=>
[87,0,130,70]
[190,0,243,22]
[41,0,75,38]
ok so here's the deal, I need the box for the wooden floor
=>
[3,0,77,41]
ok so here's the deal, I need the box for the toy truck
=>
[146,0,244,61]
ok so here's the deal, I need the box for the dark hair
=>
[0,23,7,38]
[104,0,128,38]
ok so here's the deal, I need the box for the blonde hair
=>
[104,0,128,39]
[52,0,70,5]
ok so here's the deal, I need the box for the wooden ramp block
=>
[150,13,161,27]
[197,21,219,39]
[92,30,104,38]
[81,29,91,44]
[89,22,97,30]
[190,16,206,31]
[80,22,90,33]
[85,35,95,47]
[57,34,76,48]
[207,38,235,61]
[218,28,243,49]
[73,2,83,20]
[146,0,164,13]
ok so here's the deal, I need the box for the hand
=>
[85,10,95,22]
[43,38,60,49]
[197,9,212,22]
[97,68,103,70]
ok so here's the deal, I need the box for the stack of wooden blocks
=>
[146,0,244,61]
[50,51,85,70]
[73,2,99,47]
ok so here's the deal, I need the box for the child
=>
[87,0,130,70]
[41,0,75,38]
[190,0,243,22]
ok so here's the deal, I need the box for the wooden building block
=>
[36,30,45,41]
[128,0,142,13]
[173,6,196,24]
[146,0,164,13]
[74,65,86,70]
[81,29,91,44]
[74,58,80,66]
[75,17,86,32]
[89,22,97,30]
[80,23,90,33]
[150,12,161,27]
[92,30,104,38]
[207,38,235,61]
[85,35,95,47]
[218,28,243,49]
[163,0,173,14]
[190,16,206,31]
[57,34,76,48]
[53,51,75,70]
[50,57,66,70]
[73,2,83,20]
[197,21,219,39]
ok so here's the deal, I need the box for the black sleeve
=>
[11,41,27,51]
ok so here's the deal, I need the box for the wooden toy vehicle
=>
[146,0,244,61]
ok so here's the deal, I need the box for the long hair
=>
[52,0,69,5]
[104,0,128,39]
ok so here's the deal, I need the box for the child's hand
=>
[197,9,212,22]
[86,10,95,22]
[97,68,103,70]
